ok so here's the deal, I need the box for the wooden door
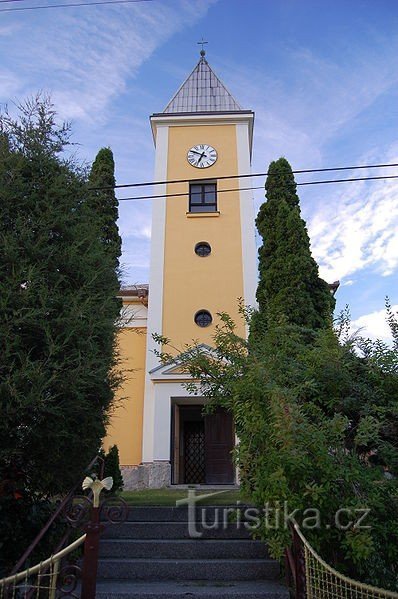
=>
[204,408,234,484]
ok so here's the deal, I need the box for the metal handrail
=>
[9,454,104,576]
[286,522,398,599]
[294,523,398,598]
[0,534,86,587]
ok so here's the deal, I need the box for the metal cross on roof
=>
[197,37,208,56]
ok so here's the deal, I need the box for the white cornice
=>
[150,112,254,156]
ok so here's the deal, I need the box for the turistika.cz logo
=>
[176,489,371,539]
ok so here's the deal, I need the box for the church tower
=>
[141,50,257,487]
[104,50,257,488]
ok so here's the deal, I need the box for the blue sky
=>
[1,0,397,340]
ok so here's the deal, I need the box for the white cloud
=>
[0,0,217,123]
[213,41,398,290]
[351,304,398,343]
[219,37,398,173]
[0,0,217,285]
[0,69,22,98]
[119,203,152,240]
[308,152,398,282]
[0,23,20,37]
[120,239,150,280]
[3,4,397,289]
[214,46,398,284]
[284,45,398,143]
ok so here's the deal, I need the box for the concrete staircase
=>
[95,505,289,598]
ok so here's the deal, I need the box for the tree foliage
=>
[165,156,398,589]
[253,157,335,336]
[0,96,122,505]
[88,147,121,269]
[179,305,398,590]
[99,445,124,494]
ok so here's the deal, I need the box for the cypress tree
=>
[254,157,335,332]
[88,147,121,270]
[104,445,124,493]
[86,148,122,442]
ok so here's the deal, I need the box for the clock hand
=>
[197,152,206,164]
[190,150,205,156]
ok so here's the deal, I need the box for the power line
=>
[116,173,398,202]
[298,174,398,186]
[88,162,398,191]
[0,0,153,12]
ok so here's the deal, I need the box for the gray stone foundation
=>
[121,461,171,490]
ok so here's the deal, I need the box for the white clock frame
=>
[187,144,218,169]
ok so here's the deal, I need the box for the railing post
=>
[80,473,113,599]
[9,455,104,579]
[80,506,104,599]
[48,557,60,599]
[292,525,307,599]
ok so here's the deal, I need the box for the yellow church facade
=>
[104,52,257,488]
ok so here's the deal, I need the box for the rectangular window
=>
[189,182,217,213]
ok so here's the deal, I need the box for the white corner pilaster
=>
[236,122,257,310]
[142,124,168,463]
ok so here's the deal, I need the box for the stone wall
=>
[122,461,171,490]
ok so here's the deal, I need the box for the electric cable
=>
[116,173,398,202]
[0,0,153,12]
[88,162,398,191]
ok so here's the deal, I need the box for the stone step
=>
[97,558,280,581]
[102,522,252,540]
[99,539,269,559]
[123,506,252,523]
[95,579,289,598]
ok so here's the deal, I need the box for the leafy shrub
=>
[177,305,398,591]
[98,445,124,494]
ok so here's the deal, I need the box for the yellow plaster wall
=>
[162,124,245,349]
[103,317,147,466]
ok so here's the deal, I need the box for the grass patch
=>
[121,488,249,506]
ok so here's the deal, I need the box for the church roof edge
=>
[149,343,215,375]
[151,110,254,119]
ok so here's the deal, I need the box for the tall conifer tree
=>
[0,98,122,499]
[88,147,121,270]
[254,157,335,332]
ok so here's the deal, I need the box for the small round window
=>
[195,242,211,257]
[194,310,212,327]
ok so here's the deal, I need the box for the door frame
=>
[170,403,180,484]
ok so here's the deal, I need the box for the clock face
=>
[187,144,218,169]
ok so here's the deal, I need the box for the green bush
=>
[180,307,398,591]
[98,445,124,494]
[170,156,398,590]
[0,97,122,572]
[0,493,66,577]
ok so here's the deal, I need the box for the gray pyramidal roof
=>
[163,54,243,114]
